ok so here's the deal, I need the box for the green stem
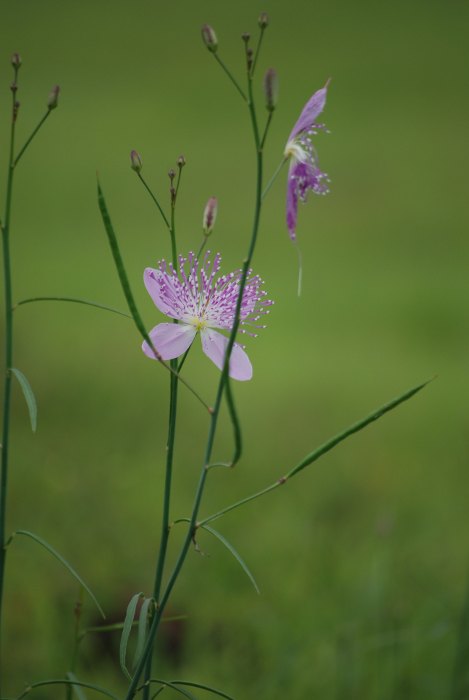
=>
[212,54,247,102]
[262,157,287,200]
[137,173,171,231]
[196,234,210,259]
[251,27,266,77]
[0,81,18,691]
[14,110,51,167]
[142,188,180,699]
[199,379,431,527]
[124,64,264,700]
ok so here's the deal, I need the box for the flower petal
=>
[201,328,253,381]
[144,268,179,318]
[142,322,196,361]
[286,162,299,241]
[287,83,328,142]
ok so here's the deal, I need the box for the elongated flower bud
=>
[130,150,142,172]
[11,53,22,69]
[203,196,218,234]
[201,24,218,53]
[47,85,60,110]
[258,12,269,29]
[263,68,278,111]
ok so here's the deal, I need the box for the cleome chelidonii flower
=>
[142,251,273,381]
[284,81,331,241]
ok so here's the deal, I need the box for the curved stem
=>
[0,78,18,691]
[262,157,287,200]
[212,54,247,102]
[137,173,171,231]
[14,110,51,167]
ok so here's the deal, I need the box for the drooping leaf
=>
[13,530,104,618]
[11,367,37,432]
[199,524,260,594]
[132,596,154,671]
[120,592,144,680]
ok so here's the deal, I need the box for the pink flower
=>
[284,82,331,241]
[142,252,273,381]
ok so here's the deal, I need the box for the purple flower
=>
[284,82,331,241]
[142,251,273,381]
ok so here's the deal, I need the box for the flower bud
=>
[263,68,278,112]
[47,84,60,110]
[241,32,250,43]
[130,150,142,172]
[201,24,218,53]
[258,12,269,29]
[202,196,218,235]
[168,168,176,182]
[177,154,186,168]
[11,53,22,69]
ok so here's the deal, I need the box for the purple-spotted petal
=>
[201,328,253,381]
[144,268,181,318]
[142,322,196,361]
[286,162,299,241]
[287,84,328,142]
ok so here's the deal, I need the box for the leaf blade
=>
[11,367,37,432]
[199,524,260,595]
[120,593,144,680]
[13,530,105,618]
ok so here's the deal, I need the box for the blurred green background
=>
[1,0,468,697]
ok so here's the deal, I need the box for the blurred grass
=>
[0,0,468,697]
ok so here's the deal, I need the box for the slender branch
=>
[251,26,266,77]
[262,157,287,199]
[143,178,181,699]
[260,111,273,150]
[137,172,171,231]
[212,53,247,101]
[0,74,19,690]
[198,379,432,527]
[14,110,51,167]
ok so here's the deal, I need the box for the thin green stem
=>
[196,234,210,259]
[262,157,287,200]
[14,110,51,167]
[199,379,431,527]
[0,80,19,691]
[260,111,273,150]
[251,27,266,77]
[212,53,247,102]
[143,184,180,699]
[124,63,264,700]
[137,173,171,231]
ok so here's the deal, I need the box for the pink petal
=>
[201,328,253,381]
[286,162,298,241]
[287,83,328,142]
[142,323,196,361]
[144,268,177,317]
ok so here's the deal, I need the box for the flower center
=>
[189,315,208,332]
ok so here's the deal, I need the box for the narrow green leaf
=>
[97,179,211,412]
[287,378,433,479]
[199,524,260,595]
[145,681,197,700]
[13,530,104,618]
[14,679,119,700]
[11,367,37,432]
[171,680,235,700]
[151,689,166,699]
[132,597,154,671]
[120,592,144,680]
[15,296,132,319]
[97,181,150,341]
[66,672,88,700]
[225,376,242,467]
